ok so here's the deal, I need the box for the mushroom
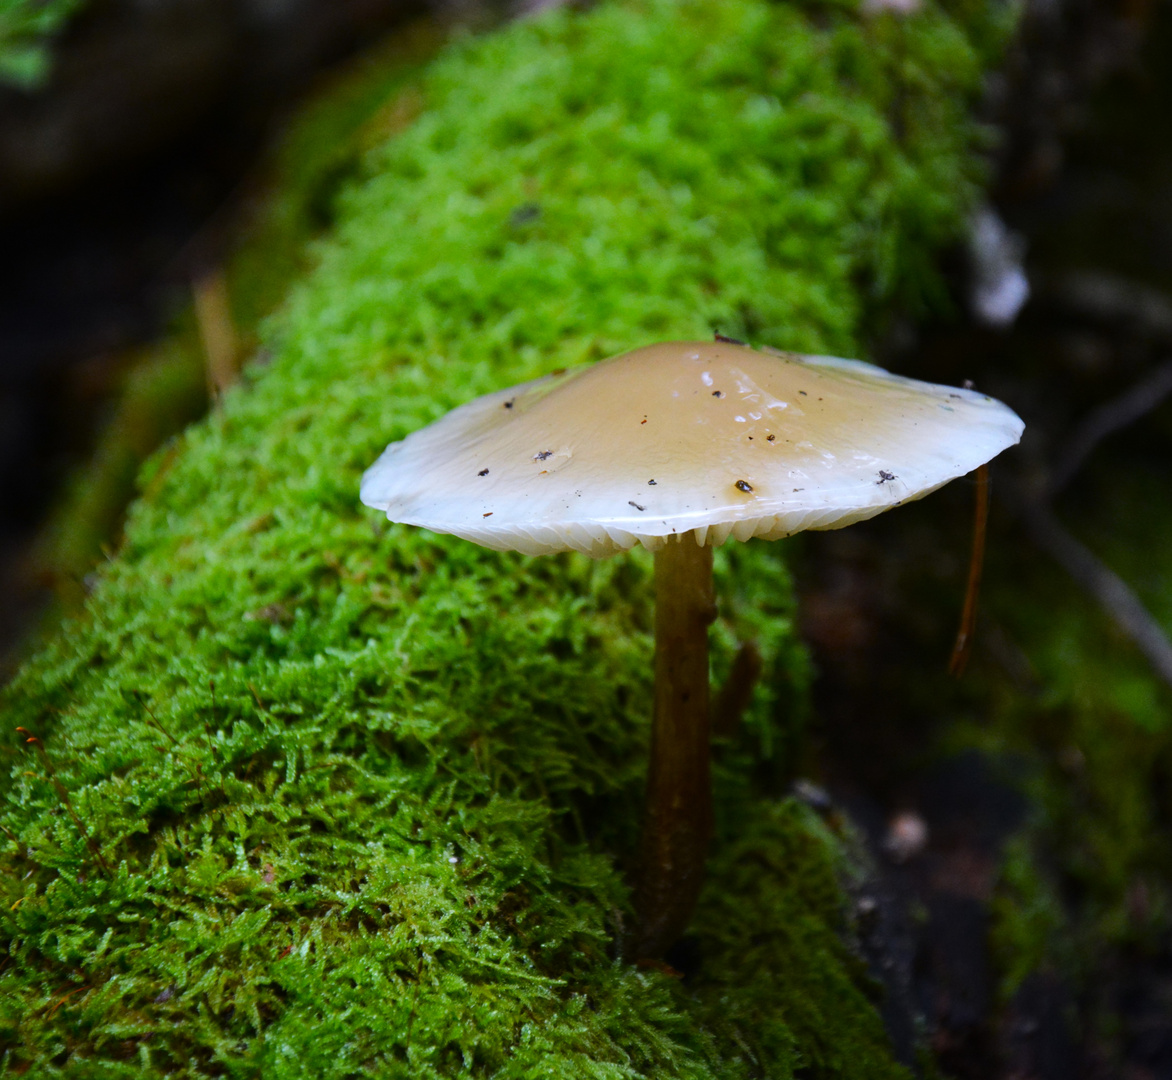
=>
[361,340,1023,956]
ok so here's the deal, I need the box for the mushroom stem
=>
[632,531,716,958]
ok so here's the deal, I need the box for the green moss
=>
[988,835,1072,1001]
[0,0,85,89]
[2,0,998,1073]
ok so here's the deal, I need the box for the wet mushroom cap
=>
[361,341,1024,557]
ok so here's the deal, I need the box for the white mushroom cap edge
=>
[361,341,1024,557]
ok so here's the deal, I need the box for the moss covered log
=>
[1,0,1002,1074]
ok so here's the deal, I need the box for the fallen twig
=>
[1042,271,1172,342]
[1049,358,1172,496]
[193,268,239,400]
[1017,500,1172,690]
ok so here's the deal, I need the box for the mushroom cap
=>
[361,341,1024,557]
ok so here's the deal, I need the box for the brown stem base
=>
[631,533,716,958]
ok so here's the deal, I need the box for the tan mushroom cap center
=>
[361,341,1024,556]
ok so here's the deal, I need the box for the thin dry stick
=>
[1049,359,1172,496]
[1021,503,1172,690]
[46,984,90,1019]
[1046,271,1172,342]
[193,268,240,400]
[1008,354,1172,690]
[949,464,990,678]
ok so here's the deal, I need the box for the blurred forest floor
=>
[3,0,1172,1075]
[801,0,1172,1072]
